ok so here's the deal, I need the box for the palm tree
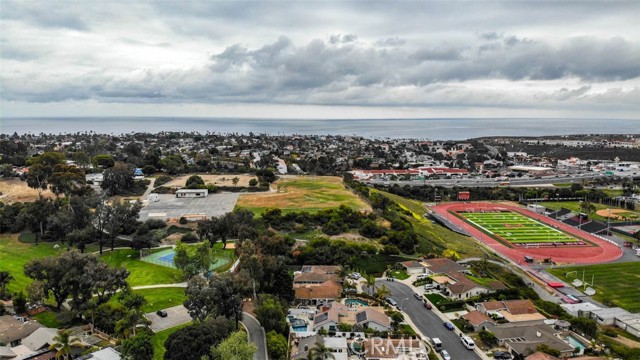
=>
[0,271,14,299]
[375,284,391,300]
[307,343,336,360]
[49,329,82,360]
[364,274,376,295]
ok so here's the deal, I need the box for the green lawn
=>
[32,311,63,328]
[100,249,183,287]
[388,269,410,280]
[460,211,582,245]
[425,293,448,305]
[374,190,487,258]
[136,287,186,313]
[0,235,65,293]
[549,262,640,313]
[152,323,190,360]
[235,176,371,215]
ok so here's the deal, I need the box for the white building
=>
[175,189,208,198]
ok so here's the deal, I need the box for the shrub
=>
[154,175,172,187]
[145,218,167,230]
[181,233,199,243]
[179,217,188,225]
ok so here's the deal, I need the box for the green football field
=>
[460,211,581,245]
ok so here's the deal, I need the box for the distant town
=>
[0,131,639,360]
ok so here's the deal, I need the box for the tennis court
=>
[141,247,231,271]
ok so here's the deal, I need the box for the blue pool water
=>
[159,253,175,262]
[292,325,308,332]
[565,335,587,351]
[345,299,369,306]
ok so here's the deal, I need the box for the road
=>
[376,279,482,360]
[366,173,615,188]
[242,312,268,360]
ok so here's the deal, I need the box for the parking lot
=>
[139,193,239,221]
[146,305,191,333]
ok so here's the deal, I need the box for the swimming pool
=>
[565,335,587,354]
[345,299,368,306]
[292,325,308,332]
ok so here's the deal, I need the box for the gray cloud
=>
[0,0,638,118]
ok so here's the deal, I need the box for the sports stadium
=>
[430,202,622,265]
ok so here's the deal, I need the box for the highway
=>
[366,173,619,188]
[375,279,482,360]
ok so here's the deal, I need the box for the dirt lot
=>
[0,179,54,203]
[163,174,258,188]
[596,208,639,220]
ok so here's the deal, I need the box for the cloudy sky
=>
[1,1,639,119]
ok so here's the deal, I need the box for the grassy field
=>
[235,176,371,215]
[374,190,487,258]
[542,201,640,222]
[32,311,63,328]
[460,211,581,245]
[549,262,640,313]
[105,287,186,313]
[152,323,190,360]
[100,249,183,287]
[0,178,55,203]
[163,174,258,188]
[0,234,65,293]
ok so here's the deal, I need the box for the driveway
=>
[376,279,482,360]
[145,305,268,360]
[146,305,192,333]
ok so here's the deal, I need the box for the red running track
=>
[431,202,622,265]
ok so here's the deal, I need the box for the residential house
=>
[21,328,58,352]
[294,280,342,306]
[560,303,602,318]
[488,323,575,358]
[355,309,392,332]
[0,315,42,347]
[395,261,425,275]
[312,302,350,333]
[291,335,348,360]
[294,266,342,286]
[78,347,122,360]
[442,271,491,300]
[422,258,466,275]
[463,310,495,332]
[476,300,547,323]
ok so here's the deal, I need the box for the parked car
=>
[386,298,398,307]
[414,292,422,300]
[423,301,432,310]
[441,350,451,360]
[156,310,168,318]
[493,351,513,360]
[443,322,454,330]
[424,284,436,290]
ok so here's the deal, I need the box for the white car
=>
[441,350,451,360]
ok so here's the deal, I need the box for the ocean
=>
[0,117,638,140]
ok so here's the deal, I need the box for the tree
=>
[478,330,498,347]
[0,271,13,300]
[205,331,256,360]
[101,162,136,196]
[307,343,335,360]
[49,164,85,197]
[13,291,27,313]
[92,154,115,168]
[49,329,82,360]
[67,226,95,253]
[104,199,142,251]
[24,250,129,310]
[115,291,150,339]
[186,175,205,188]
[18,197,55,244]
[232,177,240,187]
[173,241,211,279]
[266,331,288,360]
[121,331,153,360]
[254,294,287,334]
[248,178,258,187]
[390,312,404,330]
[375,284,391,300]
[183,273,249,328]
[164,316,233,360]
[27,281,45,304]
